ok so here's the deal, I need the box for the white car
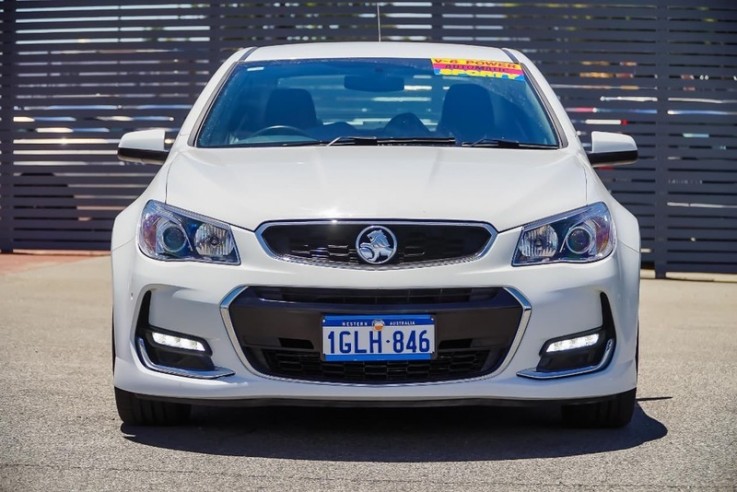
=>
[112,42,640,428]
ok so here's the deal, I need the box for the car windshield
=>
[196,57,559,148]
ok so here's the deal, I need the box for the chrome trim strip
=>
[219,286,250,380]
[493,287,533,377]
[255,220,498,270]
[516,338,615,380]
[219,285,532,387]
[136,338,235,380]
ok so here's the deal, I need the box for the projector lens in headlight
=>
[158,223,188,254]
[565,221,596,255]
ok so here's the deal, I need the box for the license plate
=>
[322,314,435,362]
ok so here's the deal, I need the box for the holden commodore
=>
[112,42,640,427]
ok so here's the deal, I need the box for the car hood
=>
[165,146,587,231]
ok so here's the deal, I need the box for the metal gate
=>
[1,1,735,276]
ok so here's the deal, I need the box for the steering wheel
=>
[383,112,431,137]
[249,125,311,138]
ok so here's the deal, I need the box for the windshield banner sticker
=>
[431,58,525,81]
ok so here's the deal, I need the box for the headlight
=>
[513,202,615,266]
[138,200,239,264]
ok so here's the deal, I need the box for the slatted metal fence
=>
[0,1,735,275]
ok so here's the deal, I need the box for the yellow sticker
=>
[431,58,525,81]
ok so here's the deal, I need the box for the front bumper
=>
[112,225,639,404]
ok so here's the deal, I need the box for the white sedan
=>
[112,42,640,427]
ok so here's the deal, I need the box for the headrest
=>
[263,88,318,129]
[438,84,495,142]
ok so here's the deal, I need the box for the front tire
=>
[115,387,191,426]
[561,388,636,428]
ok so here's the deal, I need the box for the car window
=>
[196,58,559,148]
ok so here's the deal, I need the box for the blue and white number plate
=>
[322,314,435,362]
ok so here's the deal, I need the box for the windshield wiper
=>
[462,138,558,149]
[326,136,457,147]
[225,139,323,148]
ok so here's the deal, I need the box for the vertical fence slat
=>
[0,0,16,252]
[654,1,670,278]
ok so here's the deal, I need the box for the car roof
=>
[243,42,513,63]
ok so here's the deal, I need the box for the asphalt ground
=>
[0,255,735,491]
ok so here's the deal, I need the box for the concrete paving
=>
[0,256,735,491]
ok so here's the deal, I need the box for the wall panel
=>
[0,1,735,275]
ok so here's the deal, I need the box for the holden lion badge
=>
[356,226,397,265]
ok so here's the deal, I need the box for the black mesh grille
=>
[260,222,493,266]
[257,349,497,383]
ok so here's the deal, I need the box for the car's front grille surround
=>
[225,286,527,384]
[256,220,496,269]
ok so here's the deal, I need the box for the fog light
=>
[151,331,206,352]
[545,332,600,353]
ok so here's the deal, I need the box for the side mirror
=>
[587,131,638,168]
[118,129,169,165]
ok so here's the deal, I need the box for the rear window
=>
[196,57,559,148]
